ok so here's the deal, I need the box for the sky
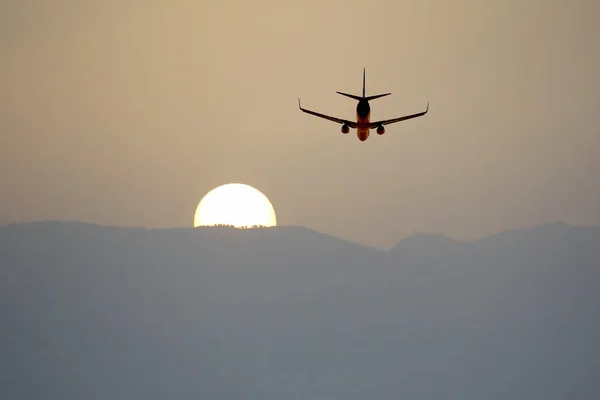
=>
[1,0,599,249]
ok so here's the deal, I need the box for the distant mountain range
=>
[1,221,599,399]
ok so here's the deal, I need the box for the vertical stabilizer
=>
[362,68,366,98]
[335,68,372,101]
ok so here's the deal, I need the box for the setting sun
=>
[194,183,277,228]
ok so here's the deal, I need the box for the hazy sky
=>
[1,0,599,248]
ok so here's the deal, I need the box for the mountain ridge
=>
[3,219,598,252]
[1,219,599,399]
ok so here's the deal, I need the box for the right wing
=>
[298,99,356,128]
[369,102,429,128]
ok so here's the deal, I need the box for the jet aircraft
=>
[298,69,428,141]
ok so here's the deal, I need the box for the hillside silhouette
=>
[1,221,599,399]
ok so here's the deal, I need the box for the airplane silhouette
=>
[298,68,428,141]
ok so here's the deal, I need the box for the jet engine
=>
[341,124,349,134]
[376,125,385,135]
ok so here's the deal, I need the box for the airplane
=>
[298,68,429,141]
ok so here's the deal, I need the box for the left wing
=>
[369,102,429,128]
[298,99,357,128]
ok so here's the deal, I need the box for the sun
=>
[194,183,277,228]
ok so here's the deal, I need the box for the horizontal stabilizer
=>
[364,93,391,101]
[336,91,363,101]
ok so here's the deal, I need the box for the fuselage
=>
[356,98,371,141]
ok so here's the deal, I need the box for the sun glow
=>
[194,183,277,228]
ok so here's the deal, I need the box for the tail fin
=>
[337,68,388,101]
[362,67,366,97]
[362,68,390,100]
